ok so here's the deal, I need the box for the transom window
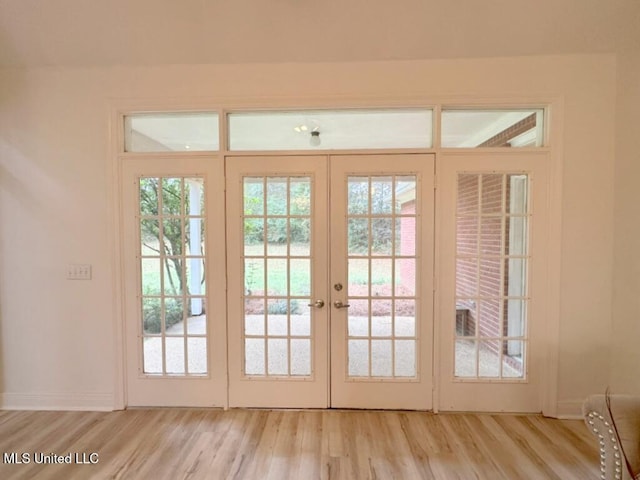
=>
[122,107,546,153]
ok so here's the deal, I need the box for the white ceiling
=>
[0,0,638,68]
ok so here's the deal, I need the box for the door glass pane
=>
[267,339,288,375]
[245,338,265,375]
[503,340,525,377]
[162,178,183,215]
[165,337,186,374]
[291,306,311,336]
[242,176,313,378]
[348,258,369,295]
[141,258,161,295]
[140,219,160,256]
[348,177,369,214]
[290,218,310,256]
[267,301,288,335]
[290,259,310,296]
[454,173,530,380]
[245,303,265,336]
[395,217,415,255]
[478,339,501,377]
[455,339,477,377]
[371,177,393,214]
[291,339,311,376]
[348,313,369,337]
[371,340,392,376]
[187,338,207,374]
[346,175,419,379]
[143,338,162,374]
[395,300,415,337]
[371,259,392,296]
[348,340,369,376]
[395,258,415,296]
[139,176,208,376]
[290,178,311,215]
[244,218,264,255]
[371,303,392,337]
[371,218,393,255]
[244,178,264,215]
[348,218,369,255]
[164,297,184,333]
[185,258,206,296]
[266,177,287,215]
[244,258,265,295]
[142,297,161,335]
[267,218,289,256]
[161,218,183,256]
[394,340,416,377]
[266,258,287,295]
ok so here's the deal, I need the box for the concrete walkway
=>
[142,314,520,379]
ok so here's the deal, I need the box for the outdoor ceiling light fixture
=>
[294,121,321,146]
[310,129,321,147]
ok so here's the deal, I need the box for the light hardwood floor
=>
[0,409,599,480]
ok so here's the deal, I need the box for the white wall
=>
[610,50,640,395]
[0,54,617,412]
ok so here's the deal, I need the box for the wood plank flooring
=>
[0,409,600,480]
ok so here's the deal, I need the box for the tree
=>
[139,178,204,332]
[139,178,186,297]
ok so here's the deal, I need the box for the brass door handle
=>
[333,301,350,309]
[307,300,325,308]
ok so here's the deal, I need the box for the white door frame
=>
[110,99,562,415]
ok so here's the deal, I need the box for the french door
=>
[122,157,227,407]
[226,154,435,409]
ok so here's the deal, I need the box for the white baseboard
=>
[1,392,115,411]
[554,399,585,420]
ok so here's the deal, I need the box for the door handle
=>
[333,301,350,309]
[307,300,325,308]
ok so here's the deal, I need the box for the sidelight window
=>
[454,173,530,379]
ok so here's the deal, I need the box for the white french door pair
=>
[226,154,434,409]
[122,151,549,412]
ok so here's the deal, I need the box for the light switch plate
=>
[67,264,92,280]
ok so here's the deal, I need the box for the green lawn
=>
[140,242,400,298]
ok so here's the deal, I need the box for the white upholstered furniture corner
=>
[583,394,640,480]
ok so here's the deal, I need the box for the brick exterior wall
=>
[400,200,416,291]
[456,174,511,341]
[477,113,537,147]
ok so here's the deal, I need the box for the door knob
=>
[333,301,351,309]
[307,300,325,308]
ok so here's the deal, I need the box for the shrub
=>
[267,299,301,315]
[142,297,184,334]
